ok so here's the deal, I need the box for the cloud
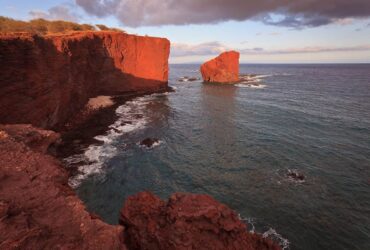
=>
[171,41,370,57]
[253,45,370,54]
[29,5,79,22]
[76,0,370,28]
[171,42,231,57]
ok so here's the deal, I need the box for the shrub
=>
[0,16,97,35]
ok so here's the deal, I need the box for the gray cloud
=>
[252,45,370,55]
[29,5,79,22]
[171,41,370,57]
[75,0,370,28]
[171,42,231,57]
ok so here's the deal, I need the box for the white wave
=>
[235,83,266,89]
[275,73,294,76]
[274,168,306,185]
[238,215,256,233]
[64,93,163,188]
[262,228,290,250]
[240,74,271,82]
[254,74,272,79]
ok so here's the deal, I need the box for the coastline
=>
[54,87,173,169]
[0,31,281,249]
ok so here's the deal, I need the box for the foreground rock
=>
[200,51,240,83]
[120,192,281,250]
[0,124,280,250]
[0,125,125,249]
[0,31,170,130]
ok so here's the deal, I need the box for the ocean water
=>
[67,64,370,250]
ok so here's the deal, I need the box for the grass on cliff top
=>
[0,16,125,35]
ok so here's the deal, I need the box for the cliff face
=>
[0,32,170,129]
[200,51,240,83]
[0,125,125,249]
[0,33,280,250]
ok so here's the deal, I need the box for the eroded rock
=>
[0,125,125,249]
[120,192,281,250]
[200,51,240,83]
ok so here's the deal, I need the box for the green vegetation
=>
[0,16,125,35]
[96,24,126,32]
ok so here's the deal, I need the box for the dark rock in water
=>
[287,170,305,181]
[178,76,200,82]
[140,138,160,148]
[120,192,281,250]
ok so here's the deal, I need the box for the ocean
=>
[65,64,370,250]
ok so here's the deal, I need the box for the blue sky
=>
[1,0,370,63]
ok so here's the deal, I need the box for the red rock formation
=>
[0,124,280,250]
[120,192,281,250]
[200,51,240,83]
[0,31,170,129]
[0,124,125,249]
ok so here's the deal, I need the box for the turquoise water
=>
[71,64,370,250]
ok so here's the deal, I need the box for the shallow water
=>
[68,64,370,250]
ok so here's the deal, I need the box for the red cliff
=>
[0,31,170,129]
[200,51,240,83]
[0,124,280,249]
[0,125,125,249]
[0,33,280,250]
[120,192,281,250]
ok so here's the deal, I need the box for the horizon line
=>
[170,62,370,65]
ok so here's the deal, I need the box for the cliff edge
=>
[0,31,170,129]
[0,33,280,250]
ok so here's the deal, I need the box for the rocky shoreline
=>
[0,31,281,249]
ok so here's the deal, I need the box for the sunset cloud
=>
[171,42,231,57]
[171,42,370,57]
[29,5,79,22]
[76,0,370,28]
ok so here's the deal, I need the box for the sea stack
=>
[200,51,240,83]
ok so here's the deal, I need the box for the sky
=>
[1,0,370,64]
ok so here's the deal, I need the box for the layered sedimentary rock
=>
[0,31,170,129]
[120,192,281,250]
[200,51,240,83]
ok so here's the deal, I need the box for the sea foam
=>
[64,93,165,188]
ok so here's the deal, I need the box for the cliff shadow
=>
[0,32,169,131]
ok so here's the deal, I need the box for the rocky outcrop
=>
[200,51,240,83]
[0,125,280,250]
[0,32,280,250]
[0,124,125,249]
[0,31,170,129]
[120,192,281,250]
